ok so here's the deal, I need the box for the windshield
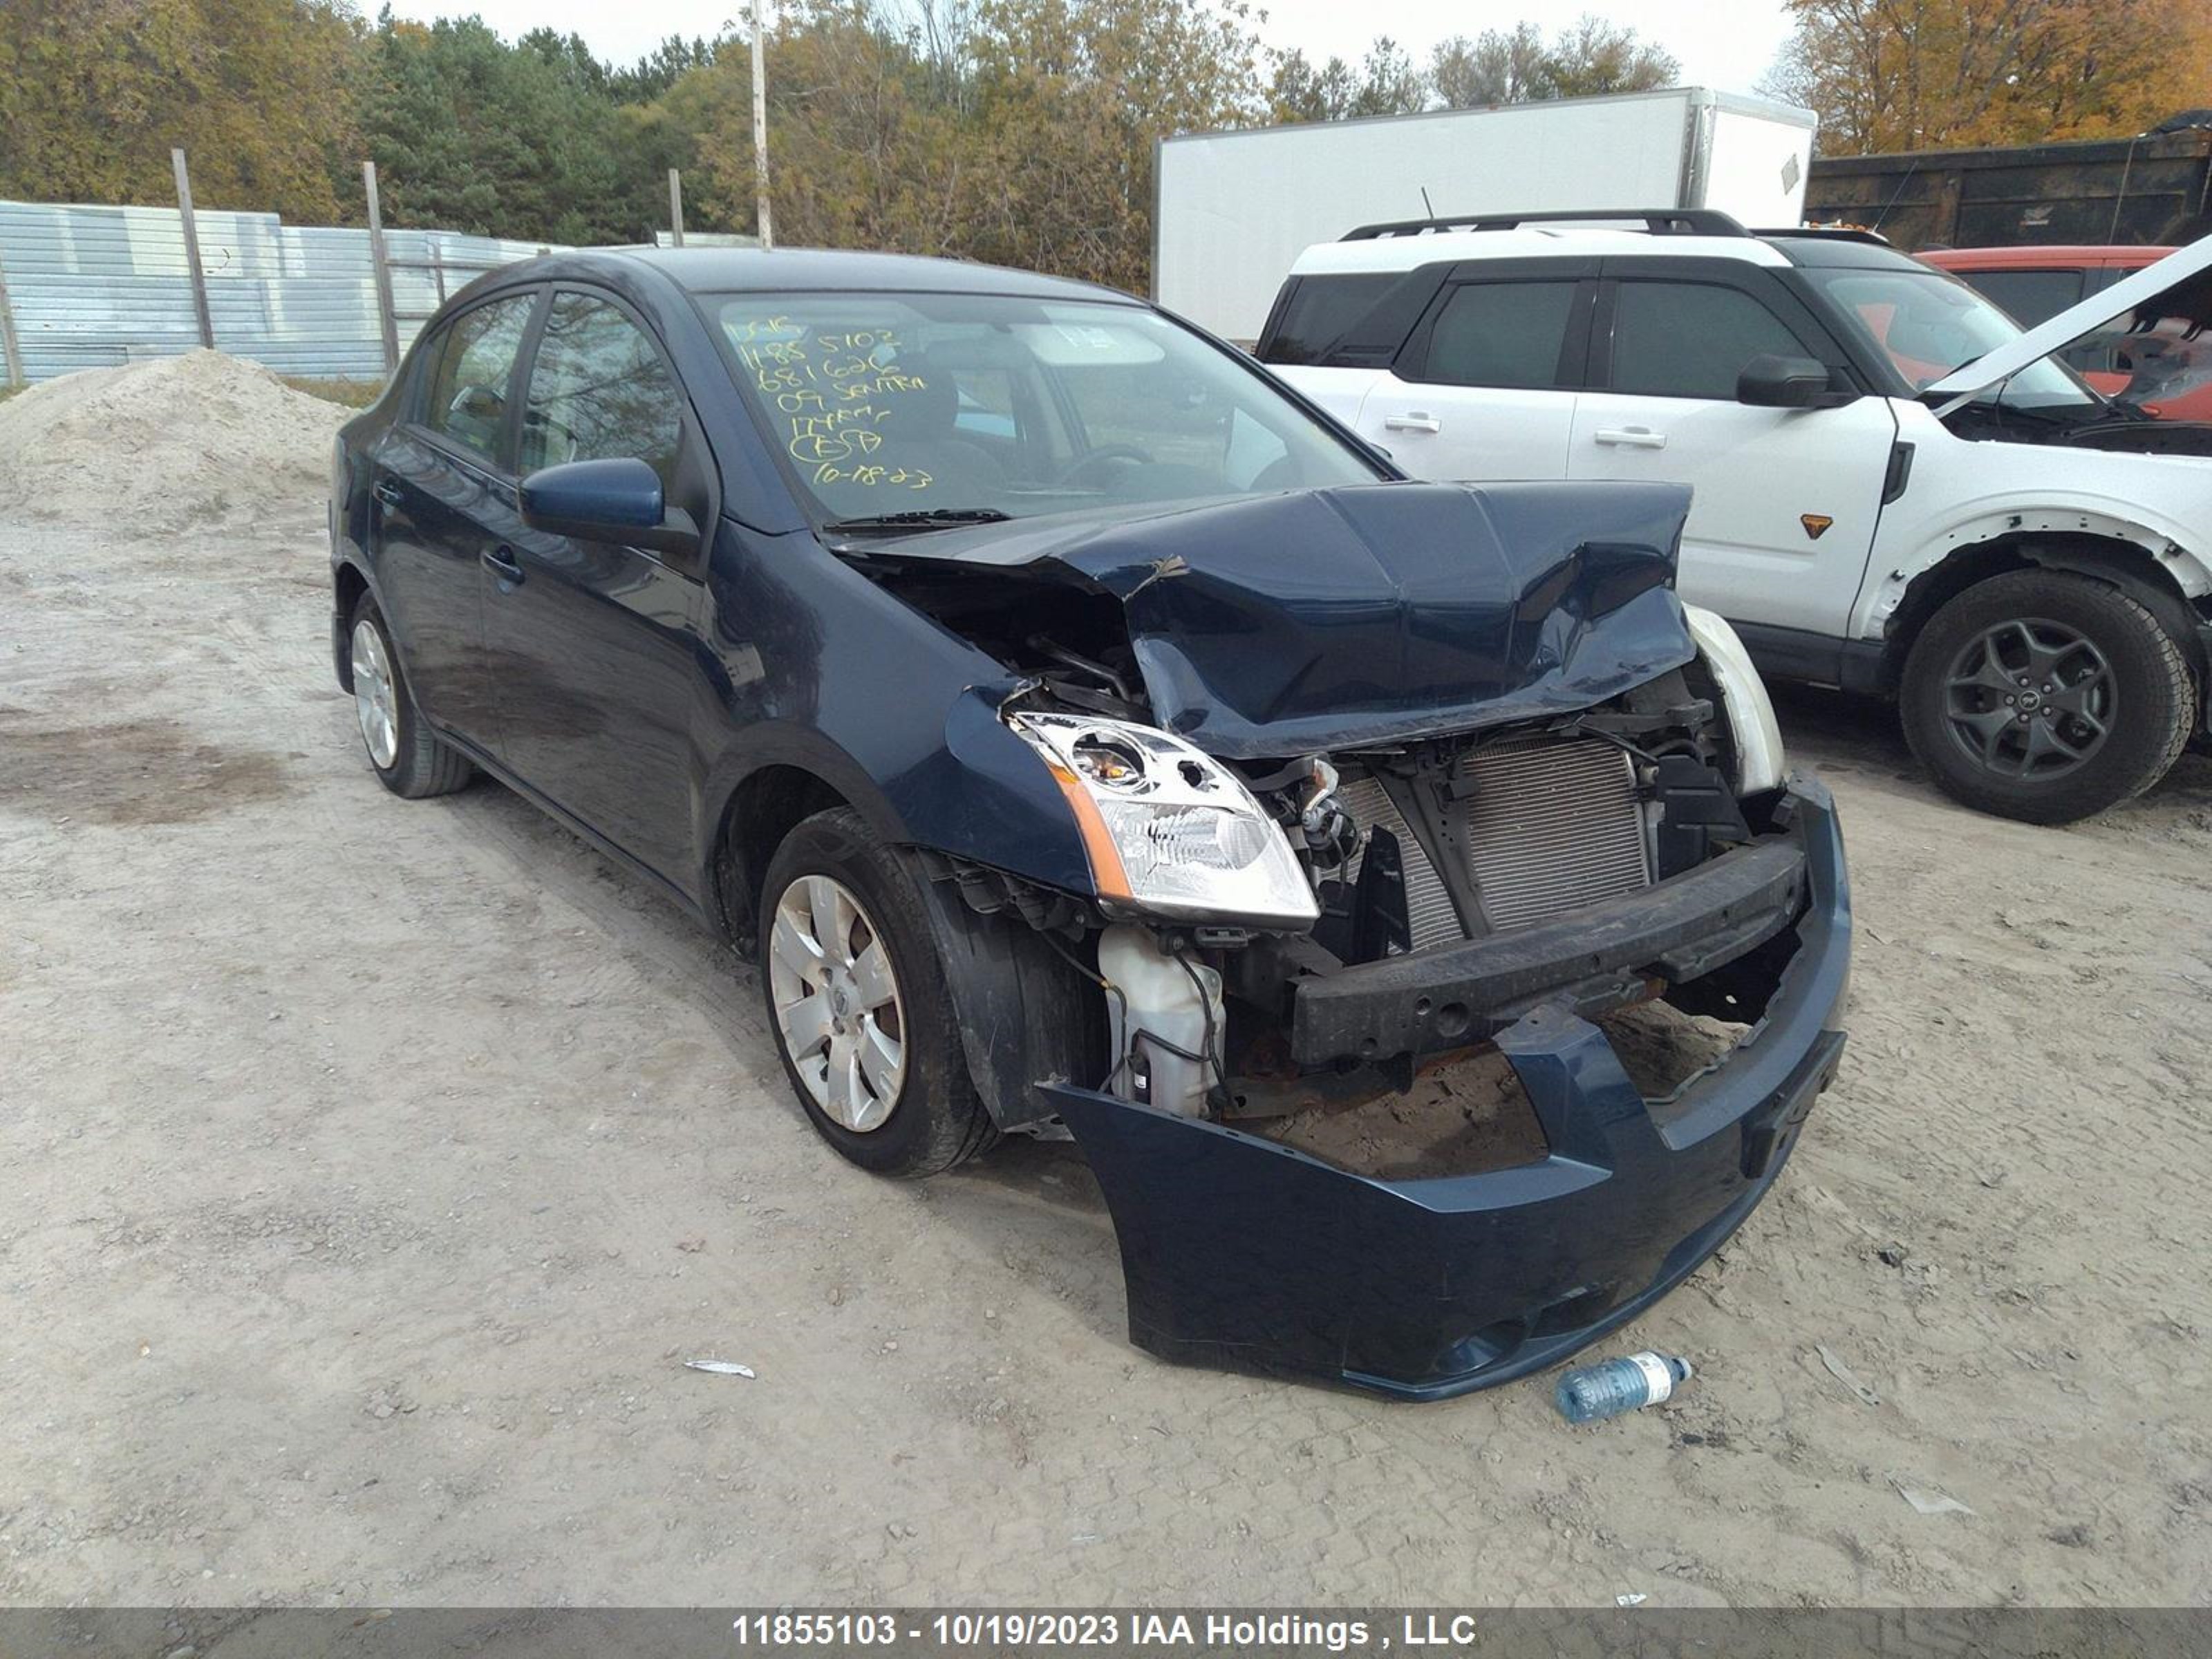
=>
[1802,266,2099,411]
[713,292,1381,527]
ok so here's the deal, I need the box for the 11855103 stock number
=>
[731,1613,902,1646]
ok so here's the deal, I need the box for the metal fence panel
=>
[0,200,565,384]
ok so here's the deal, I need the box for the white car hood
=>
[1925,234,2212,400]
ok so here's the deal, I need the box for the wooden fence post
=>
[0,251,25,388]
[364,160,400,374]
[668,169,686,247]
[171,148,216,350]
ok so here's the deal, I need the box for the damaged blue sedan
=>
[329,247,1850,1399]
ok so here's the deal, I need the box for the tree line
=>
[1765,0,2211,155]
[1,0,2205,294]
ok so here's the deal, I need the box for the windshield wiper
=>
[824,507,1013,534]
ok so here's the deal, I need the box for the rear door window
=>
[1414,281,1581,389]
[1264,274,1396,365]
[1606,281,1811,400]
[420,293,537,467]
[519,292,686,489]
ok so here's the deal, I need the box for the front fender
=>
[1859,420,2212,640]
[694,520,1098,921]
[697,693,1093,900]
[1864,500,2206,640]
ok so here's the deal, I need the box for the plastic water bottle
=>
[1553,1352,1693,1423]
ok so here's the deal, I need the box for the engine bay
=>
[890,556,1782,1150]
[827,478,1810,1165]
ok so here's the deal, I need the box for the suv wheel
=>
[1900,570,2194,823]
[348,594,474,798]
[760,807,997,1177]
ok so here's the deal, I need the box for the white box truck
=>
[1154,88,1818,343]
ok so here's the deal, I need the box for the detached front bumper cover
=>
[1044,775,1850,1400]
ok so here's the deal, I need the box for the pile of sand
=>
[0,350,353,529]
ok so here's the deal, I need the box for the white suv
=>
[1262,209,2212,823]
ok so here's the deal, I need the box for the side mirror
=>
[520,458,698,556]
[1736,354,1857,410]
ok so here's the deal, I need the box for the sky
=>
[381,0,1801,103]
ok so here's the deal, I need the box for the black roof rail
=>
[1340,208,1749,241]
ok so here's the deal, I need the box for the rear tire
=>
[347,593,474,799]
[760,808,997,1177]
[1900,570,2193,824]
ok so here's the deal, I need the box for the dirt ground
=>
[5,478,2211,1610]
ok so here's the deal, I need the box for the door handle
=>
[1382,413,1443,433]
[371,480,404,509]
[481,544,525,586]
[1594,427,1668,449]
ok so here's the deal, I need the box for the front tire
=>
[1900,570,2195,824]
[347,594,474,799]
[760,808,997,1177]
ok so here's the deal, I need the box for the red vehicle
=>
[1920,244,2212,419]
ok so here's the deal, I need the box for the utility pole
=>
[751,5,774,250]
[668,168,686,247]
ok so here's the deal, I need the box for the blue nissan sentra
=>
[329,247,1850,1398]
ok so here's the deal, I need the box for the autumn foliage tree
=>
[3,0,1709,293]
[961,0,1266,290]
[24,0,2210,300]
[1766,0,2212,153]
[1427,24,1553,109]
[0,0,360,220]
[684,3,968,261]
[1271,16,1678,123]
[1269,38,1427,122]
[675,0,1265,293]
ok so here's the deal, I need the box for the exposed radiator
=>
[1337,738,1653,952]
[1461,737,1653,932]
[1334,776,1463,953]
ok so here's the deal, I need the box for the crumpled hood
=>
[877,481,1697,757]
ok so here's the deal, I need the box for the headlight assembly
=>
[1009,711,1320,928]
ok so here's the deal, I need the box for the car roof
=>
[1287,223,1931,277]
[1291,226,1794,274]
[1759,234,1929,269]
[1920,245,2177,270]
[485,245,1131,304]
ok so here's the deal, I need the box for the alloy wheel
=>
[768,874,908,1133]
[351,618,400,769]
[1941,616,2115,780]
